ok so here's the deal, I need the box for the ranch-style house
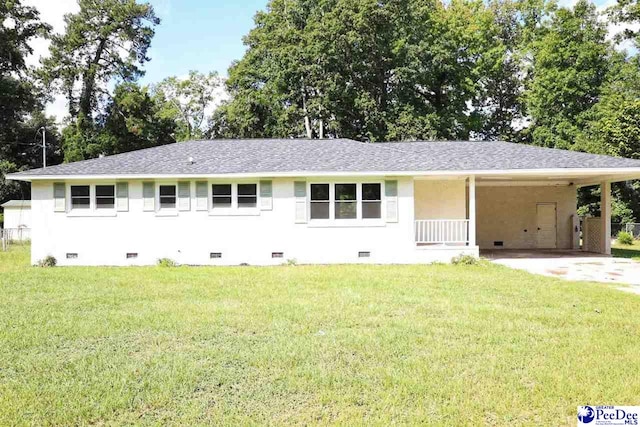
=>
[8,138,640,266]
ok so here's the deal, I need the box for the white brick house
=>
[8,139,640,266]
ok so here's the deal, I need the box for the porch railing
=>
[415,219,469,244]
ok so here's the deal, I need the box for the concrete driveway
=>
[482,250,640,294]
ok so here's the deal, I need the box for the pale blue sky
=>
[143,0,269,82]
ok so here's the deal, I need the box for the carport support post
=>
[469,176,476,247]
[601,181,611,255]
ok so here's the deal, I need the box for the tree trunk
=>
[302,88,312,139]
[78,38,108,119]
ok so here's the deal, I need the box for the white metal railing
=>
[415,219,469,244]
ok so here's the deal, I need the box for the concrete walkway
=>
[482,250,640,294]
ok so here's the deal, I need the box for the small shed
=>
[1,200,31,241]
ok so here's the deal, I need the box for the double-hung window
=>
[362,183,382,219]
[212,184,232,208]
[210,183,259,212]
[335,184,357,219]
[95,185,115,209]
[70,185,90,209]
[159,185,177,209]
[310,184,330,219]
[309,182,382,221]
[237,184,257,208]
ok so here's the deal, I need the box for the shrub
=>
[157,258,177,267]
[286,258,298,266]
[37,256,57,267]
[617,231,634,245]
[451,254,478,266]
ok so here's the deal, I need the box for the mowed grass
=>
[613,239,640,261]
[1,245,640,425]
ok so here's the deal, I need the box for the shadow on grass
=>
[612,247,640,260]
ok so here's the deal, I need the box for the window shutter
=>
[53,182,65,212]
[260,180,273,210]
[143,182,155,211]
[385,180,398,223]
[195,181,208,211]
[178,181,191,211]
[294,181,307,223]
[116,182,129,211]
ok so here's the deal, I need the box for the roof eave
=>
[7,167,640,182]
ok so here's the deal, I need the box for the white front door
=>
[536,203,557,249]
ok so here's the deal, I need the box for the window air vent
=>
[494,241,504,247]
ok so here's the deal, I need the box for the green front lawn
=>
[1,245,640,425]
[613,240,640,261]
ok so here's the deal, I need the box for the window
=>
[358,251,371,258]
[237,184,257,208]
[272,252,284,258]
[66,253,78,259]
[362,183,381,219]
[310,184,330,219]
[159,185,177,209]
[95,185,115,209]
[210,252,222,259]
[335,184,357,219]
[70,185,90,209]
[309,182,382,221]
[126,253,138,259]
[212,184,232,208]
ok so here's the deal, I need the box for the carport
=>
[473,174,624,256]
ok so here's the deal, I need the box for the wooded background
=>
[2,0,640,222]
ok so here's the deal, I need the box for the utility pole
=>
[38,126,46,168]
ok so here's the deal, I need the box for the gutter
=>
[7,168,640,182]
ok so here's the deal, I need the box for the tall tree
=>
[0,0,52,203]
[609,0,640,49]
[96,82,177,155]
[523,0,610,149]
[43,0,159,121]
[154,71,223,141]
[218,0,516,141]
[41,0,159,161]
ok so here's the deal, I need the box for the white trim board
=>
[8,168,640,182]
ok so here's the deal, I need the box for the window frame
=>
[361,183,382,219]
[307,180,385,225]
[158,183,178,211]
[237,183,258,209]
[310,183,330,220]
[69,184,91,211]
[66,182,118,216]
[95,184,116,210]
[211,183,233,210]
[208,181,260,216]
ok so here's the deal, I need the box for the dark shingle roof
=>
[10,139,640,178]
